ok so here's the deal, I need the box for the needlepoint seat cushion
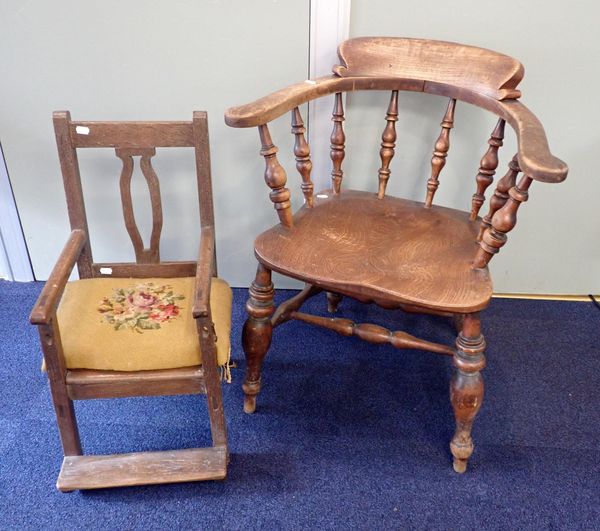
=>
[254,190,492,313]
[56,277,232,371]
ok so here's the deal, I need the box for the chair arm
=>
[225,76,426,128]
[225,76,567,184]
[192,225,215,318]
[495,99,568,183]
[29,230,87,325]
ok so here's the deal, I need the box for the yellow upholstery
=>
[55,277,232,371]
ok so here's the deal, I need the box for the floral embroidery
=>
[97,282,185,332]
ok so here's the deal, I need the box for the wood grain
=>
[92,261,197,278]
[30,230,86,325]
[334,37,523,100]
[57,446,227,491]
[66,367,205,400]
[255,190,492,313]
[69,121,194,148]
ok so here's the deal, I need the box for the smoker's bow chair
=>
[30,111,231,490]
[225,38,567,472]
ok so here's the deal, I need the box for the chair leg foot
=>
[243,393,257,414]
[241,264,274,414]
[326,292,342,313]
[450,313,486,473]
[452,458,467,474]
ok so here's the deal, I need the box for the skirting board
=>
[493,293,598,302]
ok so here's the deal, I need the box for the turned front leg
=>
[242,264,275,414]
[450,313,486,473]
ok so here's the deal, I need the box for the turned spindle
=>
[478,154,520,240]
[377,90,399,199]
[425,98,456,207]
[330,92,346,194]
[291,107,314,207]
[258,124,293,228]
[469,119,505,220]
[473,174,533,268]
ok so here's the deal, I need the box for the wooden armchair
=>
[225,38,567,472]
[30,111,231,490]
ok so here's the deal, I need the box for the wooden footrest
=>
[57,446,227,491]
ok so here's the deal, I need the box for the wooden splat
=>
[115,147,163,264]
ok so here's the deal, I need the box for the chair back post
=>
[53,111,94,279]
[192,111,217,275]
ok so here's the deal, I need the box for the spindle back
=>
[225,38,567,269]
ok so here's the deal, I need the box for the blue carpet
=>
[0,280,598,529]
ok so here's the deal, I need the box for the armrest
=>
[29,230,87,325]
[225,76,567,183]
[192,225,215,318]
[224,76,424,128]
[496,99,568,183]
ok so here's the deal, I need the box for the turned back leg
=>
[450,313,486,473]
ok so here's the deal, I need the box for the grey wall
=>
[347,0,599,294]
[2,0,597,294]
[0,0,308,287]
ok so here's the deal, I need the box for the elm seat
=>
[255,190,492,313]
[57,277,232,371]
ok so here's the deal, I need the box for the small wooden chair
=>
[30,111,231,490]
[225,38,568,472]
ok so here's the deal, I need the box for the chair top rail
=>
[225,75,567,183]
[334,37,524,101]
[53,111,196,148]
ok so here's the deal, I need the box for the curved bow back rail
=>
[334,37,524,101]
